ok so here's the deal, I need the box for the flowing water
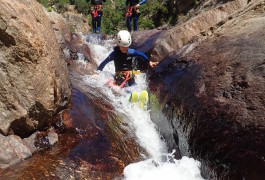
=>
[80,34,204,180]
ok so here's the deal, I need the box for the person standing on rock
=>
[87,0,106,33]
[125,0,146,32]
[97,30,158,88]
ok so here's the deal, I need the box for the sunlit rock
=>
[151,0,249,62]
[0,0,71,136]
[0,134,32,169]
[47,131,58,145]
[44,7,71,49]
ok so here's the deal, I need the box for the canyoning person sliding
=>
[97,30,158,88]
[97,30,158,108]
[87,0,106,33]
[125,0,146,32]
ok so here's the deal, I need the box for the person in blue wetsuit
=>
[87,0,106,33]
[125,0,146,32]
[97,30,158,87]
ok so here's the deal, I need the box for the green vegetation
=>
[37,0,50,8]
[37,0,69,12]
[47,6,52,12]
[37,0,185,35]
[69,25,76,33]
[56,0,70,13]
[100,0,174,34]
[74,0,89,14]
[101,0,125,35]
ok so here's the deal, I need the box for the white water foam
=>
[79,35,204,180]
[124,156,203,180]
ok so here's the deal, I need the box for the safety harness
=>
[116,71,130,88]
[91,4,100,18]
[125,6,134,17]
[114,70,140,88]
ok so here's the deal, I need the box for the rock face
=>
[61,5,90,34]
[0,0,71,136]
[177,0,196,14]
[151,0,248,62]
[63,11,90,34]
[0,134,33,169]
[131,29,163,55]
[145,0,265,179]
[44,8,71,49]
[0,130,60,169]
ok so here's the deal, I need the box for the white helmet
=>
[117,30,132,47]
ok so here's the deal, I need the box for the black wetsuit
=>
[97,46,149,86]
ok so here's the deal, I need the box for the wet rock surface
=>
[67,33,98,75]
[0,130,59,169]
[147,1,265,179]
[1,0,264,179]
[0,68,144,178]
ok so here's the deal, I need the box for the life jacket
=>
[127,0,140,7]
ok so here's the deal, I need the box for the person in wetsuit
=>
[87,0,106,33]
[97,30,158,87]
[125,0,146,32]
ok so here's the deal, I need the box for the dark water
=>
[0,87,142,179]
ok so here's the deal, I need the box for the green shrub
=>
[101,0,156,34]
[47,6,52,12]
[75,0,89,14]
[138,18,155,30]
[54,0,70,13]
[69,0,76,4]
[101,0,125,34]
[38,0,182,34]
[37,0,50,7]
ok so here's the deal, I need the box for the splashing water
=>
[79,35,204,180]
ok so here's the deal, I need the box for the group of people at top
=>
[87,0,146,34]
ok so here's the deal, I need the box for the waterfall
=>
[78,34,204,180]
